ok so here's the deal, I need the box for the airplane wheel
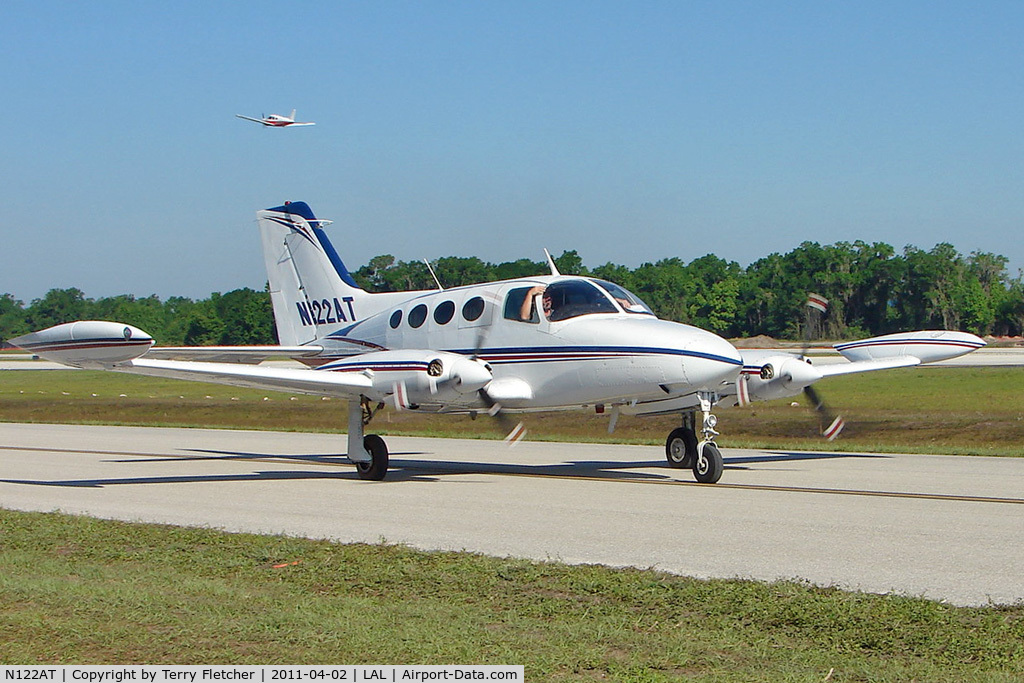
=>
[693,441,723,484]
[356,434,389,481]
[665,427,698,468]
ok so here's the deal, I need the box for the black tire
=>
[356,434,389,481]
[693,441,723,484]
[665,427,698,468]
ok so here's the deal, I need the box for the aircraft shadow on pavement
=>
[113,448,692,482]
[729,451,890,465]
[180,447,891,472]
[0,447,889,488]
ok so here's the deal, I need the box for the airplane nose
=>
[685,332,742,390]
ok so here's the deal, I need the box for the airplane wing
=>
[120,349,491,404]
[235,114,267,124]
[144,345,325,364]
[9,321,494,407]
[731,330,984,405]
[812,330,986,378]
[119,358,372,397]
[816,356,921,377]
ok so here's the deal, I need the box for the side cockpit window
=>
[504,286,541,323]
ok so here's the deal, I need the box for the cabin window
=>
[434,300,455,325]
[389,310,403,329]
[462,296,485,322]
[408,304,428,328]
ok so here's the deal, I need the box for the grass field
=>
[1,367,1022,456]
[2,509,1023,680]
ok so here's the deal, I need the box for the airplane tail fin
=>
[258,201,433,346]
[258,202,370,345]
[289,109,297,121]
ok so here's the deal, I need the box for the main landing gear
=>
[664,392,724,484]
[351,393,726,484]
[349,397,390,481]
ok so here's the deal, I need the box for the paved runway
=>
[1,422,1022,606]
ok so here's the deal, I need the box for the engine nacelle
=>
[8,321,155,368]
[318,350,493,407]
[741,354,823,402]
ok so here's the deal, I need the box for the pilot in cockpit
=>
[520,285,552,321]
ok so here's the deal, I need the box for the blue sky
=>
[3,1,1022,301]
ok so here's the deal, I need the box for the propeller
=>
[471,329,527,445]
[801,294,845,441]
[803,384,845,441]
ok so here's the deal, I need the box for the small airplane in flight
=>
[235,109,315,127]
[10,202,985,483]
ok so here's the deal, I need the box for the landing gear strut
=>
[664,392,724,484]
[349,397,389,481]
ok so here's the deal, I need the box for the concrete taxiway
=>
[1,422,1022,606]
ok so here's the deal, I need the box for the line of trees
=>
[353,241,1024,339]
[0,288,274,347]
[3,241,1023,346]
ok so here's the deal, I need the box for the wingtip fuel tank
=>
[8,321,154,368]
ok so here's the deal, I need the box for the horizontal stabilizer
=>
[145,345,325,364]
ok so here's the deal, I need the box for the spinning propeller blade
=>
[802,294,845,440]
[392,380,410,411]
[803,384,845,441]
[802,293,827,358]
[472,329,527,445]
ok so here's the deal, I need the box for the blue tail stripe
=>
[267,202,360,289]
[313,226,360,289]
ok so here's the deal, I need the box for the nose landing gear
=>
[664,392,724,484]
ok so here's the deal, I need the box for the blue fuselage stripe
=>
[450,345,742,366]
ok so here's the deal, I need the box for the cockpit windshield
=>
[503,278,654,323]
[543,280,618,321]
[594,280,654,315]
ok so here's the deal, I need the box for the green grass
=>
[2,509,1023,679]
[1,367,1023,456]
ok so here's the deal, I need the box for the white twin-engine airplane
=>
[235,109,315,127]
[10,202,986,483]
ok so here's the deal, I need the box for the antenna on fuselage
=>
[543,248,561,276]
[424,259,444,290]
